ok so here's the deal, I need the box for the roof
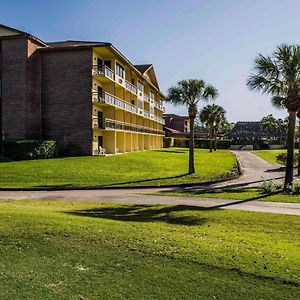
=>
[231,121,263,137]
[0,24,47,46]
[46,40,110,48]
[134,64,152,74]
[0,24,166,98]
[164,114,189,120]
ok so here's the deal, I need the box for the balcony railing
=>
[125,80,137,94]
[144,93,150,102]
[93,92,137,114]
[93,117,163,135]
[93,65,115,81]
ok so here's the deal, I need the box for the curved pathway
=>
[0,151,299,215]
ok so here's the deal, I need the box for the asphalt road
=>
[0,151,299,215]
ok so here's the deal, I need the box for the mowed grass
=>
[0,148,236,188]
[252,150,286,165]
[158,188,300,203]
[0,200,299,299]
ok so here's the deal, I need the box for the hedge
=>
[163,137,174,148]
[3,140,58,160]
[169,138,232,149]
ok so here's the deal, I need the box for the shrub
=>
[173,138,187,147]
[164,137,174,148]
[259,180,281,194]
[3,140,58,161]
[171,138,232,149]
[276,152,298,166]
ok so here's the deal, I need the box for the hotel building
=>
[0,24,166,155]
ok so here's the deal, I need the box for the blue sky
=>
[1,0,300,121]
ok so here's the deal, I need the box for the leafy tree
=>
[199,104,226,152]
[247,44,300,188]
[168,79,218,173]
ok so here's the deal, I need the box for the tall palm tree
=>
[199,104,225,152]
[247,44,300,188]
[168,79,218,173]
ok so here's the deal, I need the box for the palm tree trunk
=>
[284,110,297,188]
[298,116,300,176]
[188,115,195,174]
[214,129,217,151]
[209,126,213,153]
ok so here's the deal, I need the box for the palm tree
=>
[199,104,225,152]
[168,79,218,173]
[213,108,226,151]
[247,44,300,188]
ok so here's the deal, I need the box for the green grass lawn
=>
[158,188,300,203]
[0,148,236,188]
[0,200,299,299]
[252,150,286,165]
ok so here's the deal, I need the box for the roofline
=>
[38,42,166,98]
[108,45,166,98]
[0,24,48,47]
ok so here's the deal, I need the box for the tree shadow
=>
[66,204,208,226]
[154,150,187,154]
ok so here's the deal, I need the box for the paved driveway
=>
[0,151,299,215]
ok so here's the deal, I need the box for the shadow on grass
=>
[159,187,282,209]
[154,150,187,154]
[66,204,208,226]
[33,172,191,188]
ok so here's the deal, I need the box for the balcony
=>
[93,92,138,114]
[154,101,160,109]
[93,117,164,135]
[144,110,150,118]
[125,80,137,95]
[92,65,115,81]
[144,93,150,102]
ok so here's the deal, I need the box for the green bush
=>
[259,180,281,194]
[172,139,232,149]
[276,152,298,166]
[164,137,174,148]
[173,138,187,147]
[3,140,58,161]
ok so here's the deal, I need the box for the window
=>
[116,62,125,78]
[150,91,155,100]
[131,100,135,105]
[137,80,144,92]
[138,99,143,109]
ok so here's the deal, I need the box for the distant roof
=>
[231,121,263,137]
[134,64,152,74]
[164,114,189,120]
[46,40,110,48]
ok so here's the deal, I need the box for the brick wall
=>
[2,38,28,139]
[41,48,93,155]
[1,37,43,139]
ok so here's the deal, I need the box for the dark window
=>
[98,136,103,148]
[116,62,125,78]
[131,100,135,105]
[104,60,111,69]
[97,111,103,129]
[97,58,103,68]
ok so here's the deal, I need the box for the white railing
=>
[93,65,115,81]
[144,94,150,102]
[93,92,137,114]
[125,80,137,94]
[144,110,150,118]
[102,118,164,135]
